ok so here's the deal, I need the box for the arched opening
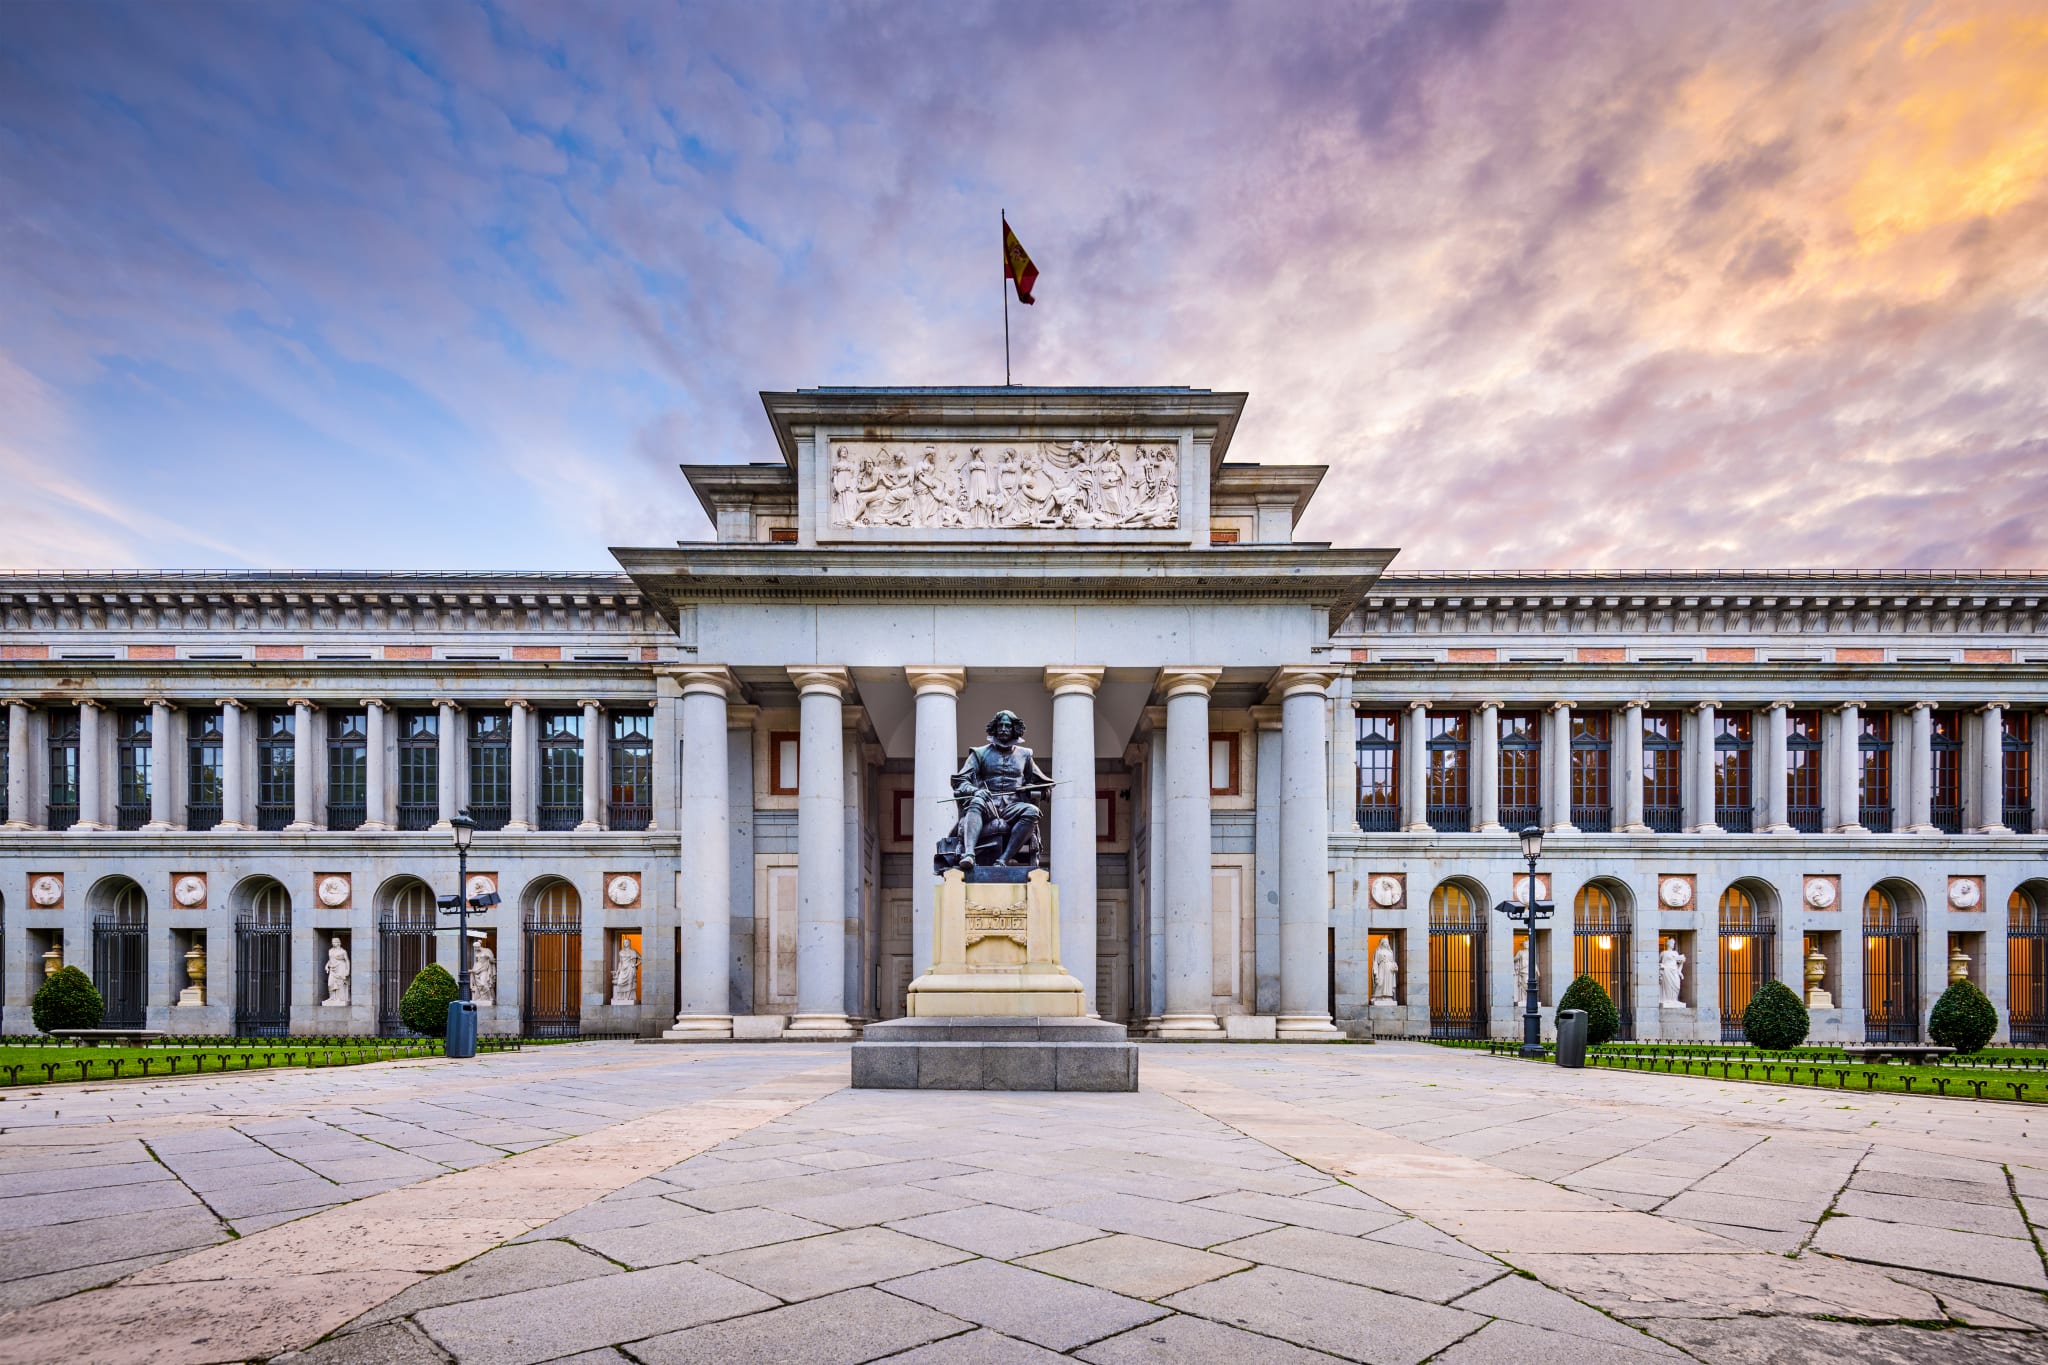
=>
[523,878,582,1038]
[1864,882,1921,1043]
[1574,882,1634,1039]
[377,877,440,1036]
[88,877,148,1029]
[232,877,292,1037]
[2011,884,2048,1045]
[1718,880,1777,1042]
[1427,881,1487,1039]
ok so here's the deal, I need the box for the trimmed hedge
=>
[1556,974,1620,1046]
[1742,979,1810,1050]
[399,964,461,1037]
[32,966,104,1033]
[1929,979,1998,1054]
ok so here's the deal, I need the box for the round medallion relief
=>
[1803,879,1838,910]
[607,875,640,907]
[1368,875,1402,908]
[466,875,494,902]
[29,875,62,907]
[316,876,350,908]
[173,875,206,907]
[1949,879,1982,910]
[1658,877,1693,909]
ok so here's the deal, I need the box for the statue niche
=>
[935,710,1052,879]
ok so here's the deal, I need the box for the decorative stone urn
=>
[1949,945,1971,985]
[1804,947,1833,1009]
[41,945,63,978]
[180,941,207,1007]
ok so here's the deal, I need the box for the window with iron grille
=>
[1571,710,1611,832]
[115,708,151,830]
[398,709,438,830]
[1573,883,1633,1039]
[326,708,368,830]
[1860,712,1894,833]
[468,709,511,829]
[1713,711,1753,833]
[1717,885,1774,1042]
[1642,711,1682,832]
[2005,711,2034,834]
[1786,709,1822,832]
[1496,711,1540,830]
[1355,710,1399,832]
[1425,713,1470,831]
[538,710,583,830]
[0,707,7,825]
[608,711,652,830]
[1863,884,1919,1043]
[257,708,295,830]
[187,708,224,829]
[47,709,79,828]
[1930,709,1961,833]
[2011,888,2047,1045]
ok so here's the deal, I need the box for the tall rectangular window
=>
[608,711,653,830]
[468,710,511,830]
[256,708,295,830]
[1497,711,1540,830]
[1930,709,1962,833]
[327,708,368,830]
[0,707,7,826]
[1425,713,1469,832]
[1786,709,1822,832]
[537,710,584,831]
[115,708,152,830]
[2005,711,2034,834]
[1570,710,1611,832]
[47,709,79,828]
[1354,711,1399,832]
[397,710,439,831]
[1859,711,1894,833]
[1642,711,1682,832]
[1713,711,1753,833]
[187,708,224,830]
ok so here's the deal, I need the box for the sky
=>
[3,0,2047,574]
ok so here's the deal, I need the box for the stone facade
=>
[2,385,2044,1044]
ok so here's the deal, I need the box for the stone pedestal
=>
[906,869,1086,1018]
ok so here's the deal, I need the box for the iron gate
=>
[92,916,147,1029]
[1718,890,1775,1042]
[2011,898,2047,1045]
[1574,885,1633,1040]
[1864,912,1921,1043]
[523,919,582,1038]
[233,915,292,1036]
[378,917,437,1036]
[1428,887,1488,1039]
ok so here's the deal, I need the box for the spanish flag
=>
[1003,215,1037,305]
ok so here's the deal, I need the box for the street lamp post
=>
[1496,825,1553,1058]
[437,810,491,1058]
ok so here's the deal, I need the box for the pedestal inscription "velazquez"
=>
[965,911,1029,933]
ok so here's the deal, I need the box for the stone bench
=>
[1840,1044,1955,1065]
[46,1029,167,1046]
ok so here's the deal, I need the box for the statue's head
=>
[986,710,1025,743]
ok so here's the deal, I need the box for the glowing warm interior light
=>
[1730,937,1747,952]
[1596,935,1612,951]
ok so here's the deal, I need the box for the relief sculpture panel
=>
[828,439,1178,530]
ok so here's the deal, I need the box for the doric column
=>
[1689,701,1720,834]
[906,667,966,983]
[360,699,391,831]
[1834,700,1864,833]
[577,700,604,831]
[1548,701,1577,833]
[1904,700,1937,833]
[284,698,317,831]
[216,699,248,830]
[1761,701,1793,833]
[1474,700,1502,832]
[1400,701,1430,832]
[1978,702,2010,834]
[506,699,534,831]
[433,698,461,829]
[73,700,106,830]
[786,666,853,1035]
[143,696,174,830]
[1047,666,1105,1014]
[3,701,31,829]
[672,668,738,1037]
[1274,666,1341,1040]
[1620,700,1648,832]
[1159,667,1224,1039]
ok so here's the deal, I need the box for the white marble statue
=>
[323,938,350,1007]
[1513,942,1535,991]
[1659,940,1686,1009]
[612,941,640,1006]
[471,944,497,1007]
[1370,939,1399,1005]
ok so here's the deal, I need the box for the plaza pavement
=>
[0,1042,2044,1365]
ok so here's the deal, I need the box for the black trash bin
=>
[444,1000,478,1058]
[1555,1009,1587,1068]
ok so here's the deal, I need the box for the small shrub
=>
[1928,979,1998,1054]
[1742,979,1810,1050]
[1556,974,1619,1046]
[399,964,461,1037]
[32,966,104,1033]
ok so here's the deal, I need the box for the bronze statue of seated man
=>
[936,709,1053,874]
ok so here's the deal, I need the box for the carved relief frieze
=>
[827,440,1178,531]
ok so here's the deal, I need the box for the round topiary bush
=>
[399,963,461,1037]
[1555,974,1620,1046]
[33,965,104,1033]
[1928,979,1998,1054]
[1742,979,1810,1050]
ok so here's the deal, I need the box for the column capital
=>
[285,696,316,710]
[1624,697,1649,711]
[1906,698,1938,713]
[1265,665,1339,701]
[1765,699,1796,712]
[78,697,105,711]
[1835,698,1866,712]
[214,696,245,711]
[433,696,462,709]
[1250,703,1282,730]
[1158,666,1222,699]
[1142,704,1167,731]
[1691,699,1719,713]
[143,694,171,709]
[905,665,968,697]
[505,696,534,711]
[1406,698,1430,714]
[669,665,741,700]
[576,698,605,711]
[1549,699,1575,713]
[1978,699,2010,714]
[787,665,851,697]
[1478,698,1504,711]
[360,697,388,711]
[1044,665,1106,696]
[727,703,760,728]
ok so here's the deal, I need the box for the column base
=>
[1979,824,2012,835]
[213,820,252,832]
[1548,823,1579,835]
[68,821,111,832]
[1833,823,1867,835]
[140,820,174,832]
[1275,1014,1344,1042]
[1905,823,1938,834]
[1688,823,1723,835]
[430,819,453,832]
[0,820,34,831]
[1477,822,1506,833]
[504,820,534,832]
[574,820,603,833]
[1154,1013,1225,1041]
[1622,823,1652,834]
[358,820,391,832]
[1762,822,1795,834]
[663,1014,734,1040]
[1400,822,1433,834]
[283,821,315,833]
[783,1013,860,1040]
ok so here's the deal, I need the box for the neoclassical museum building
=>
[2,385,2045,1046]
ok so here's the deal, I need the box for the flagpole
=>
[1002,210,1012,386]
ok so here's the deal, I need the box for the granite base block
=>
[852,1020,1138,1092]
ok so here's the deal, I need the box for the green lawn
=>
[0,1037,542,1086]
